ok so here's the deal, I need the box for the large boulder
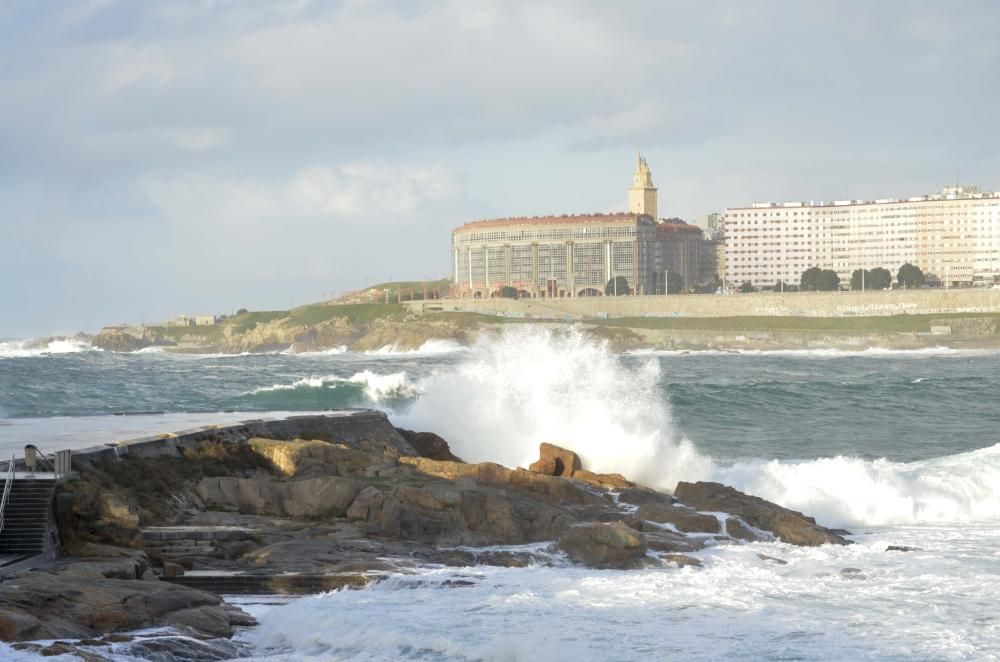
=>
[395,428,464,463]
[0,570,251,641]
[399,457,601,506]
[673,481,850,546]
[196,476,363,518]
[347,480,577,545]
[635,503,720,534]
[528,443,581,477]
[558,522,650,569]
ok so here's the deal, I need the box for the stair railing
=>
[0,454,15,538]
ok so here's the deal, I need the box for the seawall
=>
[407,288,1000,319]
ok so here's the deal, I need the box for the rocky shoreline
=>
[79,315,1000,356]
[1,413,855,659]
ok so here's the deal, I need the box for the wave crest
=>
[246,370,419,402]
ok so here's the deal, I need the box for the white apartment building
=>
[724,186,1000,289]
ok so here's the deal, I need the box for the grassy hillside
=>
[597,313,1000,333]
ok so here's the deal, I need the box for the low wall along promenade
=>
[408,288,1000,320]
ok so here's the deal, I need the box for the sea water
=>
[1,328,999,660]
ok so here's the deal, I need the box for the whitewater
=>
[1,326,999,659]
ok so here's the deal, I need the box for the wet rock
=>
[395,428,464,462]
[635,503,720,534]
[528,443,581,477]
[673,481,850,546]
[757,554,788,565]
[615,487,676,507]
[572,470,633,490]
[662,553,703,568]
[725,517,765,542]
[347,480,577,545]
[195,475,363,518]
[399,457,601,506]
[0,571,251,641]
[886,545,923,552]
[643,530,704,553]
[558,522,649,569]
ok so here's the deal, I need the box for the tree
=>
[605,276,632,296]
[897,263,925,289]
[869,267,893,290]
[500,286,518,299]
[236,308,248,316]
[739,280,755,293]
[850,269,869,291]
[666,271,684,294]
[800,267,840,291]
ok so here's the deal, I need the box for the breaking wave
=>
[0,338,98,358]
[246,370,418,402]
[626,346,998,358]
[364,339,466,356]
[398,326,1000,529]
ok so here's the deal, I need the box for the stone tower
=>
[627,154,658,219]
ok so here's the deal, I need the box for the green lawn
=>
[595,313,1000,333]
[286,303,405,326]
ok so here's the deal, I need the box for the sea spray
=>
[396,326,711,489]
[713,443,1000,528]
[397,326,1000,529]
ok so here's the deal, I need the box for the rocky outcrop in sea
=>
[0,412,850,657]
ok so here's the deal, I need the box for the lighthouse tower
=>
[627,154,658,220]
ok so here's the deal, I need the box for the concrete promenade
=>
[407,288,1000,320]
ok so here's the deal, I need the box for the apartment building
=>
[724,186,1000,288]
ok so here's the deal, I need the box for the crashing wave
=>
[0,338,99,358]
[246,371,419,402]
[397,325,1000,529]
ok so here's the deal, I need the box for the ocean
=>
[1,327,999,660]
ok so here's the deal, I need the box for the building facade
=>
[452,157,706,298]
[452,212,658,298]
[724,186,1000,289]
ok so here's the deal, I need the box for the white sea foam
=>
[713,444,1000,528]
[247,371,419,402]
[626,346,998,358]
[133,346,166,354]
[241,522,1000,660]
[0,338,98,358]
[397,326,711,489]
[398,325,1000,528]
[364,339,466,356]
[287,345,348,356]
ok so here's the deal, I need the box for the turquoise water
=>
[3,330,1000,660]
[2,342,998,464]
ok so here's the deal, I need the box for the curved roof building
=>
[452,157,701,298]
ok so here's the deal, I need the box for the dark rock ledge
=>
[0,411,850,655]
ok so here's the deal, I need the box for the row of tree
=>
[738,263,927,293]
[798,263,925,291]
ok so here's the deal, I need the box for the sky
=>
[2,0,999,337]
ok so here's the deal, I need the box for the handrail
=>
[0,454,15,537]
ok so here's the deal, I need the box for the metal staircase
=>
[0,476,57,557]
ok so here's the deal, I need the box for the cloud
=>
[288,163,458,215]
[140,161,461,228]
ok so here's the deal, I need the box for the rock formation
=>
[3,419,854,646]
